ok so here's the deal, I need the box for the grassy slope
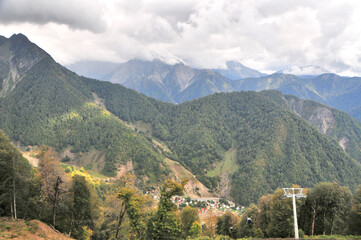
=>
[208,147,238,177]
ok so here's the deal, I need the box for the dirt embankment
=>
[0,217,74,240]
[165,158,212,198]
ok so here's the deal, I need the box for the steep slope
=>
[0,36,168,181]
[212,60,265,80]
[0,34,50,97]
[261,90,361,164]
[174,70,234,102]
[167,92,361,205]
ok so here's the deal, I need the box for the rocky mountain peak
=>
[0,33,50,97]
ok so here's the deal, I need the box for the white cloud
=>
[0,0,107,32]
[1,0,361,76]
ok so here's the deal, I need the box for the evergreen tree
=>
[69,175,94,239]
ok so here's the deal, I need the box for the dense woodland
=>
[85,78,361,204]
[1,130,360,239]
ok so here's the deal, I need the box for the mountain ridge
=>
[68,58,361,122]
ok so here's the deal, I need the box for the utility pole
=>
[282,188,306,239]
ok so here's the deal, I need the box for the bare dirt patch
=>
[22,152,39,167]
[164,158,212,198]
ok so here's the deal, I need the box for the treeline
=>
[212,183,361,239]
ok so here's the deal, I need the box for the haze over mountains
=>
[1,34,361,205]
[68,59,361,122]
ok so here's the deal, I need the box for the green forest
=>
[1,130,360,239]
[85,78,361,204]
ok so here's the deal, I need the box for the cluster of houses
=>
[146,192,245,217]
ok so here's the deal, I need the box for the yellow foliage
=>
[64,165,101,186]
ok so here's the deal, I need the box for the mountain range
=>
[1,33,361,205]
[68,59,361,122]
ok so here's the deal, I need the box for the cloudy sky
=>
[1,0,361,75]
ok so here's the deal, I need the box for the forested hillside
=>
[0,35,168,182]
[262,90,361,164]
[0,34,361,206]
[87,81,361,204]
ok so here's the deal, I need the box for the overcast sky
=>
[1,0,361,75]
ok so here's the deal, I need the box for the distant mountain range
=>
[69,59,236,103]
[69,60,361,122]
[1,33,361,205]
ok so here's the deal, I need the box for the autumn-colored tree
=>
[189,221,202,238]
[118,187,146,239]
[202,211,218,238]
[180,206,200,238]
[146,179,188,240]
[95,175,138,239]
[38,147,69,228]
